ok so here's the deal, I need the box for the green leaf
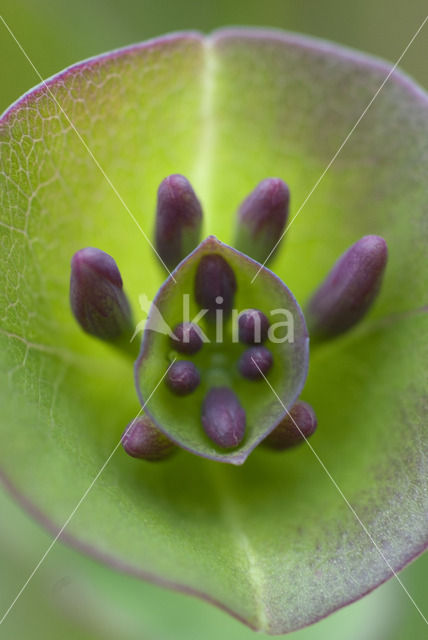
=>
[3,484,426,640]
[0,29,427,634]
[136,235,308,463]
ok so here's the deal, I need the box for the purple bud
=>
[234,178,289,264]
[306,235,388,339]
[202,387,246,449]
[166,360,200,395]
[155,174,203,270]
[263,401,317,450]
[121,416,176,461]
[70,247,132,341]
[238,346,273,380]
[238,309,270,344]
[171,322,203,354]
[194,254,237,321]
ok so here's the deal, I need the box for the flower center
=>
[69,174,387,463]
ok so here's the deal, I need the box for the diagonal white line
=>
[0,358,176,626]
[251,358,428,625]
[251,14,428,283]
[0,14,176,283]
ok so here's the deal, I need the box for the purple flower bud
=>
[70,247,132,341]
[238,309,270,344]
[238,346,273,380]
[121,416,176,461]
[234,178,289,264]
[155,174,203,270]
[306,235,388,339]
[194,254,237,322]
[171,322,203,354]
[201,387,246,449]
[263,401,317,450]
[166,360,201,395]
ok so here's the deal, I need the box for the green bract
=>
[136,236,308,463]
[0,29,427,634]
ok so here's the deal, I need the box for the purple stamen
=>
[70,247,132,341]
[155,174,202,270]
[234,178,289,264]
[238,346,273,380]
[306,235,388,339]
[194,254,237,322]
[238,308,270,344]
[166,360,201,395]
[201,387,246,449]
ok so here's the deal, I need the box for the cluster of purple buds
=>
[164,256,274,448]
[69,173,388,462]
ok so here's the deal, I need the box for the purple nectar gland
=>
[121,416,176,461]
[263,401,317,450]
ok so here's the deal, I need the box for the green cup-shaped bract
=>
[135,236,309,464]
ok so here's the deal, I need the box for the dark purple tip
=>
[171,322,203,354]
[194,254,237,321]
[155,174,203,271]
[238,346,273,380]
[70,247,132,341]
[234,178,289,264]
[201,387,246,449]
[263,401,317,450]
[306,235,388,340]
[238,309,270,344]
[121,416,176,461]
[166,360,201,395]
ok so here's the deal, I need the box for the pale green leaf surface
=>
[3,486,425,640]
[0,30,427,633]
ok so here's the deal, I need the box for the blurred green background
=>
[0,1,427,638]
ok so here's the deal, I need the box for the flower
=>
[0,28,427,634]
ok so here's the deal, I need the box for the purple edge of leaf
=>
[1,467,427,634]
[1,27,427,126]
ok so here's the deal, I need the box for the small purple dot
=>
[238,346,273,380]
[171,322,203,354]
[166,360,201,395]
[238,309,269,344]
